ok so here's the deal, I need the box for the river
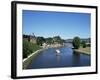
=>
[27,47,90,69]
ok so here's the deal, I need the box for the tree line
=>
[23,34,90,59]
[36,36,64,46]
[72,37,90,49]
[23,35,64,59]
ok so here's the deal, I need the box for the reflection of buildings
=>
[23,33,36,44]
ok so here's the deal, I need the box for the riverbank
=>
[23,44,64,69]
[73,47,91,55]
[23,48,48,69]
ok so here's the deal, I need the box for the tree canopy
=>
[72,36,80,49]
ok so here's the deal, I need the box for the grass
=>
[74,47,91,55]
[23,40,42,59]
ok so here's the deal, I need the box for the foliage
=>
[72,37,81,49]
[46,37,53,44]
[81,41,86,48]
[36,36,64,45]
[53,36,63,44]
[23,40,41,59]
[87,43,91,47]
[36,37,45,46]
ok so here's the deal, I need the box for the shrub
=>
[81,41,86,48]
[87,43,91,47]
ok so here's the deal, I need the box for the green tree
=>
[72,37,80,49]
[36,37,45,46]
[53,36,63,44]
[23,40,33,58]
[81,41,86,48]
[23,40,41,59]
[46,37,53,44]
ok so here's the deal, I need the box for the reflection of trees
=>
[72,52,80,66]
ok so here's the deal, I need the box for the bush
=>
[87,43,91,47]
[36,37,45,46]
[72,37,80,49]
[23,40,41,59]
[81,41,86,48]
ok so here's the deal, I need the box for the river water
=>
[27,47,90,69]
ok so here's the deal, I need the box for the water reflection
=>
[72,52,80,66]
[27,47,90,69]
[56,55,61,63]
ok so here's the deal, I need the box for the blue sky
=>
[22,10,90,39]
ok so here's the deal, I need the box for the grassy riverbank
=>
[23,40,42,59]
[23,39,64,69]
[23,48,48,69]
[74,47,91,55]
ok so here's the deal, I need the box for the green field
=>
[74,47,91,55]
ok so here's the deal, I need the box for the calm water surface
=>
[27,47,90,69]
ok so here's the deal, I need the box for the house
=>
[42,43,47,48]
[23,33,37,44]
